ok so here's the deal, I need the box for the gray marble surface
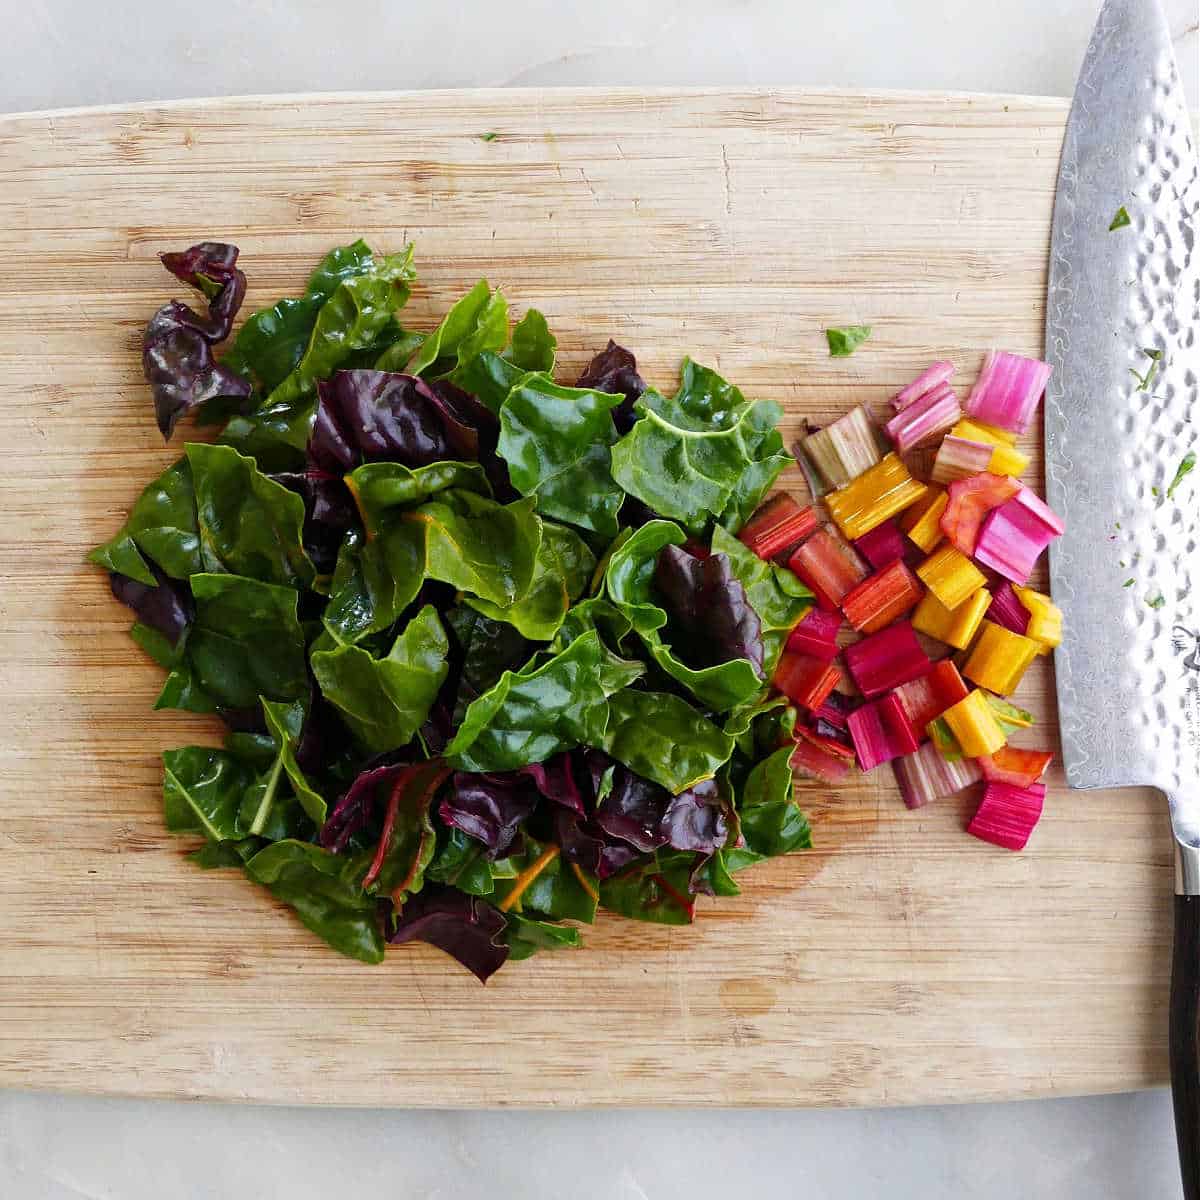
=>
[1,1,1197,1196]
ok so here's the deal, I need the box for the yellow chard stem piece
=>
[900,487,948,553]
[499,844,560,913]
[824,452,927,541]
[942,690,1007,757]
[1014,586,1063,654]
[962,620,1041,695]
[987,443,1030,478]
[912,586,991,650]
[916,543,986,610]
[951,418,1018,447]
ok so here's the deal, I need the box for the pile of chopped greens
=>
[89,241,812,981]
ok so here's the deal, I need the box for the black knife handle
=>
[1172,893,1200,1199]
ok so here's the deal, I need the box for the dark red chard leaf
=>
[440,772,538,857]
[519,752,587,815]
[160,242,240,300]
[659,777,728,853]
[431,379,515,501]
[388,885,509,983]
[293,687,352,776]
[109,565,193,646]
[270,469,359,575]
[144,243,251,439]
[319,757,413,853]
[653,545,764,674]
[307,370,497,473]
[554,810,641,879]
[595,769,671,852]
[577,340,646,433]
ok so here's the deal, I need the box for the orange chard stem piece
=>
[499,844,561,913]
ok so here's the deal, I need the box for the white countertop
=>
[2,2,1197,1197]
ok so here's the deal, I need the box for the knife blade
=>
[1045,0,1199,1188]
[1046,0,1199,863]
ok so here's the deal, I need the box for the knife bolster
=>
[1176,840,1200,897]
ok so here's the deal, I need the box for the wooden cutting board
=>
[0,88,1171,1108]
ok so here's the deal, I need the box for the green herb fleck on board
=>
[1109,206,1132,231]
[479,132,499,142]
[826,325,871,358]
[1123,578,1135,588]
[1168,450,1196,500]
[1147,591,1166,610]
[1151,486,1160,498]
[1130,347,1163,392]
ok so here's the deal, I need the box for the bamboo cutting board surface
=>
[0,88,1173,1107]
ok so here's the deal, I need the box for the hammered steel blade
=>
[1045,0,1200,863]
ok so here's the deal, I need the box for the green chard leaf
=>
[347,460,491,528]
[87,457,201,583]
[723,693,794,759]
[508,309,557,373]
[493,835,597,924]
[129,622,219,715]
[499,376,625,537]
[221,245,416,467]
[370,327,427,373]
[221,241,377,396]
[503,913,581,961]
[238,698,326,835]
[604,519,764,711]
[736,745,811,858]
[322,461,491,645]
[244,840,385,964]
[322,522,426,646]
[162,746,253,842]
[427,826,497,896]
[610,359,788,534]
[447,629,643,772]
[187,573,309,709]
[447,349,525,414]
[825,325,871,357]
[414,490,542,608]
[1109,206,1132,231]
[186,442,315,588]
[692,847,743,895]
[267,245,417,409]
[312,605,449,755]
[600,689,735,793]
[338,475,542,618]
[467,520,595,640]
[88,532,155,587]
[405,279,508,378]
[599,850,697,926]
[190,837,264,870]
[717,399,792,533]
[551,595,634,655]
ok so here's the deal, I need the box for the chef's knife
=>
[1046,0,1199,1189]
